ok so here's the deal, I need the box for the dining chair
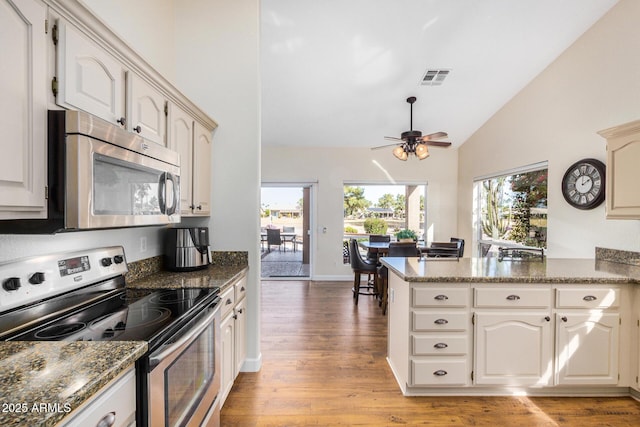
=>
[266,228,283,252]
[367,234,390,262]
[349,239,378,305]
[377,242,420,315]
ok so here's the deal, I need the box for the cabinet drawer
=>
[411,359,468,386]
[474,288,550,308]
[221,286,235,318]
[413,311,468,332]
[235,275,247,302]
[413,287,469,308]
[555,288,620,309]
[412,335,468,356]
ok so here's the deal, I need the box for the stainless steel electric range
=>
[0,246,221,427]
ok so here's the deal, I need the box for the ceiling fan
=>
[372,96,451,161]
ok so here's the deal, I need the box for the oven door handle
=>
[149,298,220,370]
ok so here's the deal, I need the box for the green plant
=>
[395,229,417,240]
[344,226,358,234]
[363,218,387,235]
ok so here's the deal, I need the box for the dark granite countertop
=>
[126,264,248,292]
[0,341,147,427]
[380,257,640,284]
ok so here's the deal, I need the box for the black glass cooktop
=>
[8,287,219,347]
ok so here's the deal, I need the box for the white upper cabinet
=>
[0,0,47,219]
[56,20,125,126]
[192,121,212,216]
[167,103,194,214]
[598,120,640,219]
[127,73,167,146]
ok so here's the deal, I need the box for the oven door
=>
[66,134,180,229]
[148,298,221,427]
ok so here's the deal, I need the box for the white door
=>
[555,312,619,385]
[474,312,553,386]
[0,0,47,218]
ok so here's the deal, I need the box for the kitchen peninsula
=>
[382,254,640,398]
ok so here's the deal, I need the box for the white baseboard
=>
[311,275,352,281]
[240,352,262,373]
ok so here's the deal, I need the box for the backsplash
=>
[595,247,640,266]
[125,251,248,282]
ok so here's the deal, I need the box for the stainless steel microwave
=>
[0,110,180,233]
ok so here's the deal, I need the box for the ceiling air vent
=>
[420,69,451,86]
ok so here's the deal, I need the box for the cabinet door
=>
[555,312,619,385]
[234,298,247,378]
[192,121,212,216]
[0,0,47,218]
[167,103,194,215]
[56,21,125,125]
[128,73,167,146]
[220,313,235,406]
[607,137,640,218]
[474,312,553,386]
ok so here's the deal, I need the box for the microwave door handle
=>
[157,172,167,214]
[165,172,178,216]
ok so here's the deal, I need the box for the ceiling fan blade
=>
[421,131,448,141]
[424,141,452,147]
[384,136,403,142]
[371,142,402,150]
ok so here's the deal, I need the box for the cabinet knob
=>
[561,316,568,322]
[433,342,448,349]
[133,125,142,133]
[226,298,233,305]
[196,204,202,210]
[117,117,126,126]
[506,294,521,301]
[544,316,551,322]
[240,286,245,292]
[233,314,237,320]
[238,308,243,314]
[583,295,597,302]
[96,411,116,427]
[433,370,448,376]
[189,204,196,210]
[434,294,448,301]
[434,318,448,325]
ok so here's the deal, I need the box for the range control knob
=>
[101,257,113,267]
[28,272,45,285]
[113,255,124,264]
[3,277,21,292]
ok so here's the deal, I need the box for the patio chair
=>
[266,228,283,252]
[282,226,296,252]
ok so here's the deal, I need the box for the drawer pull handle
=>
[434,294,448,301]
[506,294,520,301]
[433,370,448,376]
[434,343,448,349]
[241,286,246,292]
[434,318,448,325]
[96,411,116,427]
[583,295,597,301]
[226,299,233,305]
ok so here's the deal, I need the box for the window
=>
[475,163,547,256]
[343,184,426,239]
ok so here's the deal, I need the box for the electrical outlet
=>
[140,236,147,253]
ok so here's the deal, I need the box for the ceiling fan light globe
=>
[393,146,408,161]
[415,143,429,160]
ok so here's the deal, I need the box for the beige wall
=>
[261,146,459,279]
[458,0,640,258]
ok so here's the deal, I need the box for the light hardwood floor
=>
[221,281,640,426]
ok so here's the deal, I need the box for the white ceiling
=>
[260,0,619,149]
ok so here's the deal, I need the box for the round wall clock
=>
[561,158,606,210]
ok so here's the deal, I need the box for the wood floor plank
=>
[221,281,640,426]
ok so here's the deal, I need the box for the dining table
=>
[357,240,460,258]
[261,231,298,251]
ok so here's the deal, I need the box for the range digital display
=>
[58,256,90,276]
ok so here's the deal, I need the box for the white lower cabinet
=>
[58,367,136,427]
[474,312,553,386]
[219,275,247,406]
[388,278,627,395]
